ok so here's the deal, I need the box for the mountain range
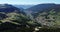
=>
[14,5,34,9]
[0,3,60,28]
[25,3,58,14]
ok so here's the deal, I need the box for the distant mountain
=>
[25,3,60,27]
[0,4,26,20]
[0,4,21,13]
[25,3,56,14]
[25,3,60,17]
[14,5,34,9]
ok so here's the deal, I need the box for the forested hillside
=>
[0,4,60,32]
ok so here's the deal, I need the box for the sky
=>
[0,0,60,5]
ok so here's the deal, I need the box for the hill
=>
[24,3,60,28]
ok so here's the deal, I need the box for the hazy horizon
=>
[0,0,60,5]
